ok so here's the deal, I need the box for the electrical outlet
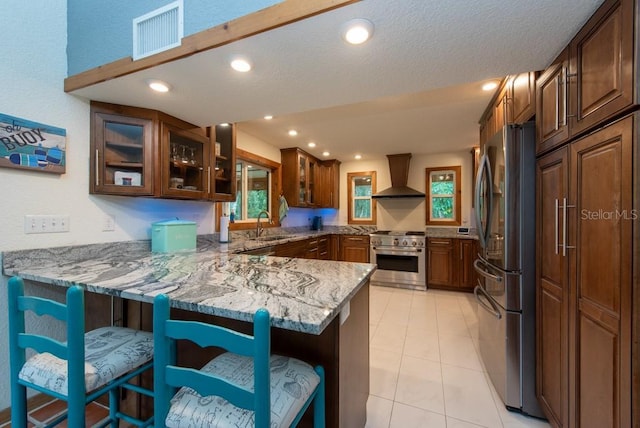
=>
[103,214,116,232]
[24,215,70,234]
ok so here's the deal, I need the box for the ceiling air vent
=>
[133,0,183,60]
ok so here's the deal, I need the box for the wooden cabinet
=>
[536,0,636,156]
[161,124,209,200]
[479,71,537,148]
[90,103,155,196]
[536,146,570,428]
[457,239,478,290]
[281,148,340,208]
[536,48,570,155]
[568,0,635,137]
[209,124,237,201]
[274,239,308,258]
[427,238,477,291]
[90,101,236,201]
[511,71,537,124]
[317,236,330,260]
[339,235,370,263]
[535,114,634,428]
[427,238,455,287]
[281,148,316,207]
[317,160,341,208]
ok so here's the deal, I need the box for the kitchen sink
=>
[252,234,296,242]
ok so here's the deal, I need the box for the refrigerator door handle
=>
[474,283,502,319]
[473,258,503,283]
[474,154,494,249]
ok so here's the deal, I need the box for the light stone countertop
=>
[2,231,376,335]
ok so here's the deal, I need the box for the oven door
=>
[370,247,425,288]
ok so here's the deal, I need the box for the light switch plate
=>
[25,215,70,234]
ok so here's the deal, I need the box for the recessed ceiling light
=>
[354,154,362,160]
[230,56,252,72]
[288,130,298,137]
[322,151,330,157]
[308,142,316,148]
[264,115,273,120]
[482,81,498,91]
[219,123,230,127]
[342,19,374,45]
[147,79,171,93]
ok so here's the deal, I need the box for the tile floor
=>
[366,285,551,428]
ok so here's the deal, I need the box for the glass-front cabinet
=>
[209,124,236,201]
[91,109,154,196]
[90,102,236,201]
[281,147,339,208]
[161,124,209,199]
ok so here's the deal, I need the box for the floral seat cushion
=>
[166,353,320,428]
[19,326,153,396]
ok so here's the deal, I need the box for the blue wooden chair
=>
[153,293,326,428]
[8,276,155,428]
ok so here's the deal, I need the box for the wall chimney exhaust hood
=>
[372,153,425,199]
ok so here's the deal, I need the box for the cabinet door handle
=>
[95,149,99,187]
[555,198,559,255]
[430,240,450,245]
[561,67,568,127]
[561,197,576,256]
[207,166,211,194]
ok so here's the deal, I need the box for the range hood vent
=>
[372,153,425,199]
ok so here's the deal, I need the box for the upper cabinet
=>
[536,0,636,155]
[317,159,341,209]
[536,48,570,154]
[90,101,235,201]
[91,105,155,196]
[281,148,340,209]
[478,71,538,149]
[209,124,237,202]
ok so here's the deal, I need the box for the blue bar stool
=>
[8,276,155,428]
[153,294,326,428]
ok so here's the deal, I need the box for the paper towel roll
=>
[219,216,230,243]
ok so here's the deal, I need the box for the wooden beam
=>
[64,0,360,93]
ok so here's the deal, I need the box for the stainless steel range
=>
[369,231,426,290]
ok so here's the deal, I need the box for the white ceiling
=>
[70,0,604,161]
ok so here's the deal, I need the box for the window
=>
[217,148,281,231]
[425,166,461,225]
[232,161,271,221]
[348,171,376,225]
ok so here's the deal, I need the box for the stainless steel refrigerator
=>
[474,122,544,418]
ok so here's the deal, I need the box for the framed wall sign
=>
[0,113,66,174]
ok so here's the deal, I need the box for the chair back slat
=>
[165,366,254,410]
[153,294,273,426]
[165,319,254,357]
[18,334,67,359]
[18,296,68,321]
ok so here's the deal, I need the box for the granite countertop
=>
[2,232,376,335]
[425,227,479,240]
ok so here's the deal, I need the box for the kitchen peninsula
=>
[2,234,375,427]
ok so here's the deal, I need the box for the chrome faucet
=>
[256,210,272,237]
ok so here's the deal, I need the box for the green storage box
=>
[151,219,197,252]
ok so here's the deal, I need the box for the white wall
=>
[337,151,475,230]
[0,0,215,410]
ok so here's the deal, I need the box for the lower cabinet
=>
[427,238,478,291]
[339,235,370,263]
[272,234,369,262]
